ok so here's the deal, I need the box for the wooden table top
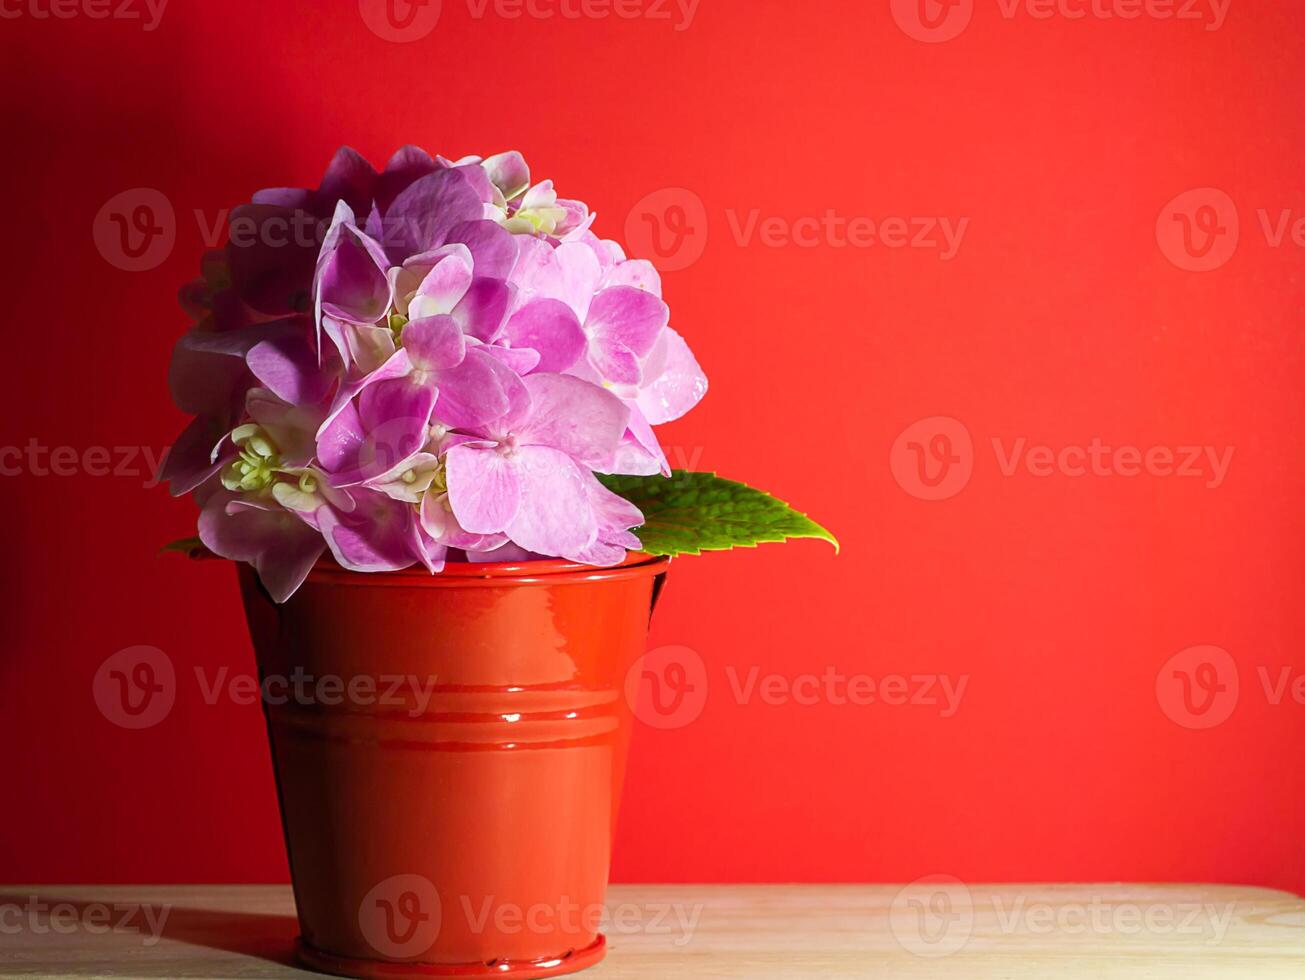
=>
[2,883,1303,978]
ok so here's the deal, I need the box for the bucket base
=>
[294,935,607,980]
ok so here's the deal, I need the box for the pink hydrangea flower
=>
[165,147,708,601]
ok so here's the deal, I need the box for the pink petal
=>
[247,332,335,406]
[382,167,485,263]
[375,145,439,213]
[318,146,379,217]
[588,341,642,387]
[636,326,709,425]
[482,151,531,200]
[505,299,586,373]
[445,444,522,535]
[409,249,473,319]
[516,373,630,465]
[199,489,326,603]
[446,219,520,279]
[482,342,542,376]
[319,492,418,573]
[432,348,523,430]
[586,286,668,359]
[315,205,393,326]
[605,407,671,477]
[601,258,662,297]
[404,315,467,372]
[504,446,596,558]
[420,491,509,552]
[451,278,514,343]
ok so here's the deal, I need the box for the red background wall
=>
[4,0,1305,891]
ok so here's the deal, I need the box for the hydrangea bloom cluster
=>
[163,147,707,601]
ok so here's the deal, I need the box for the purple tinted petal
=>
[317,348,413,438]
[247,331,336,406]
[227,204,320,316]
[317,399,366,474]
[446,219,520,279]
[199,489,325,602]
[554,199,594,239]
[319,492,417,572]
[375,145,438,213]
[318,146,378,217]
[445,444,522,534]
[483,342,542,376]
[432,349,524,430]
[162,416,232,496]
[505,299,586,373]
[404,315,467,372]
[504,446,595,557]
[451,278,514,342]
[450,162,495,203]
[407,514,449,574]
[466,542,539,564]
[317,222,393,325]
[245,389,327,468]
[168,341,249,417]
[382,168,484,263]
[408,249,473,319]
[342,378,436,481]
[515,373,630,465]
[586,286,668,358]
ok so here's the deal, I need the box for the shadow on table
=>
[0,891,306,978]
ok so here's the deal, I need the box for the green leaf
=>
[598,471,839,558]
[160,536,213,559]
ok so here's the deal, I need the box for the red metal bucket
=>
[237,553,670,979]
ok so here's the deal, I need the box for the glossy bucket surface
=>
[238,554,670,979]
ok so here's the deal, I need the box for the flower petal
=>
[199,489,325,603]
[635,325,709,425]
[433,348,525,430]
[505,299,586,373]
[482,151,531,201]
[446,219,520,280]
[404,315,467,372]
[516,373,630,466]
[319,491,417,572]
[408,249,474,319]
[451,277,514,343]
[504,446,596,558]
[315,203,393,326]
[586,285,668,359]
[445,444,522,534]
[382,168,485,263]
